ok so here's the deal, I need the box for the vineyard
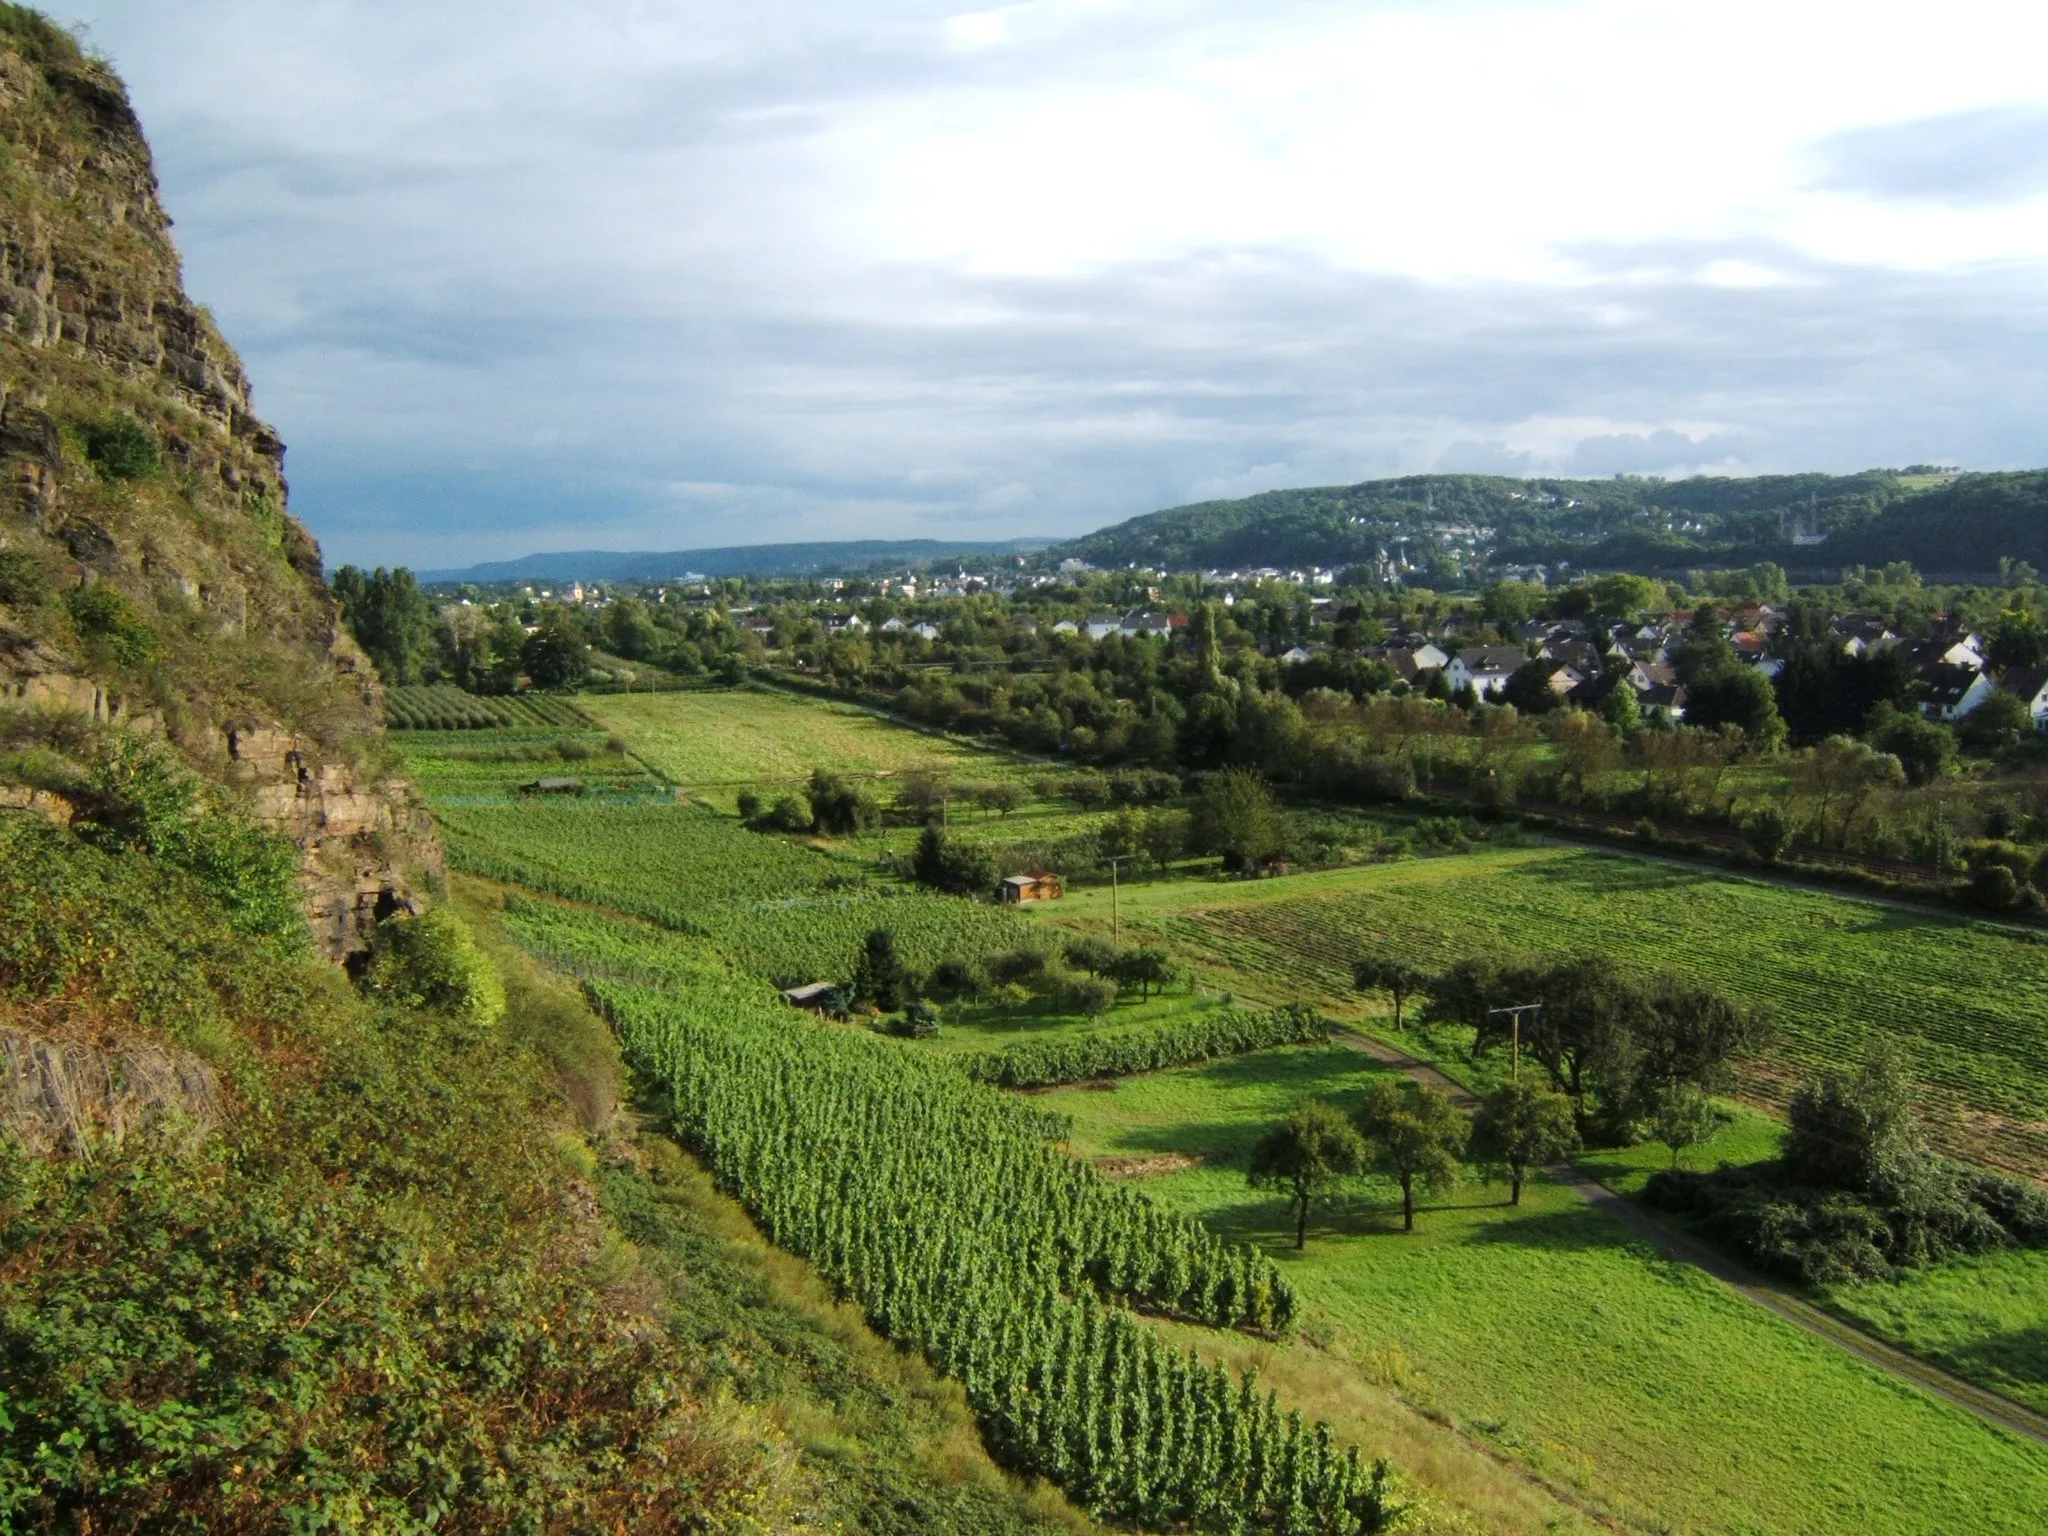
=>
[959,1004,1334,1089]
[1153,848,2048,1176]
[593,971,1399,1533]
[384,684,592,730]
[449,804,1028,981]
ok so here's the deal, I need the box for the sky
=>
[54,0,2048,570]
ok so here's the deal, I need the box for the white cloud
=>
[50,0,2048,567]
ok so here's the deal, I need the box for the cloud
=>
[1813,106,2048,206]
[47,1,2048,568]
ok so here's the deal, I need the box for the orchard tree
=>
[1472,1080,1579,1205]
[1191,767,1284,872]
[1352,956,1427,1031]
[1649,1085,1729,1169]
[1248,1101,1366,1249]
[1355,1078,1468,1232]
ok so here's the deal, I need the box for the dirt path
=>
[1335,1029,2048,1449]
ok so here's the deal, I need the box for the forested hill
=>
[1056,469,2048,578]
[424,535,1057,585]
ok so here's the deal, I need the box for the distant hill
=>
[422,536,1057,585]
[1052,470,2048,579]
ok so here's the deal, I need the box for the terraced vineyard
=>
[384,684,592,729]
[441,801,1026,981]
[1153,848,2048,1176]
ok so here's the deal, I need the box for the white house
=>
[911,622,941,641]
[1051,619,1079,635]
[1084,612,1123,641]
[880,616,905,632]
[1445,645,1527,699]
[1918,663,1995,722]
[1279,645,1314,665]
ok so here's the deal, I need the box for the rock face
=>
[0,17,437,965]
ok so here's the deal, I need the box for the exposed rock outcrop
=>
[0,20,437,965]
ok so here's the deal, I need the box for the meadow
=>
[1042,847,2048,1178]
[1041,1046,2048,1535]
[579,686,1030,796]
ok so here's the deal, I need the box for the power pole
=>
[1486,1003,1544,1085]
[1103,854,1128,944]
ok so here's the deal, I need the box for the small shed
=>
[518,776,586,796]
[782,981,837,1011]
[998,869,1063,904]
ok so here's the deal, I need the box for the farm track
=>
[1336,1029,2048,1450]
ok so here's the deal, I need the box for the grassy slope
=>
[1042,1046,2048,1535]
[1041,847,2048,1177]
[580,687,1030,797]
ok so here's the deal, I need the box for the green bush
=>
[82,413,161,480]
[0,547,49,608]
[64,584,160,670]
[366,907,507,1025]
[959,1004,1330,1089]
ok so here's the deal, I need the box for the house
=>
[1084,612,1123,641]
[911,622,941,641]
[1445,645,1528,698]
[1120,610,1178,639]
[880,616,906,632]
[1997,665,2048,731]
[782,981,838,1012]
[827,614,868,635]
[1381,642,1450,685]
[998,869,1064,903]
[1051,619,1079,635]
[1278,645,1314,665]
[1918,662,1995,722]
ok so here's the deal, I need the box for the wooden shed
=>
[998,869,1063,904]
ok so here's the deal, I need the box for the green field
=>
[1040,1046,2048,1535]
[1042,847,2048,1178]
[579,687,1028,794]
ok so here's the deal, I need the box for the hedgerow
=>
[959,1004,1332,1089]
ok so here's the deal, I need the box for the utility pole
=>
[1486,1003,1544,1085]
[1103,854,1128,945]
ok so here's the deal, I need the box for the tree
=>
[895,768,953,823]
[1683,665,1784,748]
[909,826,999,896]
[1589,571,1664,619]
[1649,1085,1728,1169]
[1190,767,1284,872]
[848,929,911,1014]
[1355,1078,1468,1232]
[974,781,1026,817]
[1472,1081,1578,1204]
[332,565,440,685]
[1784,1039,1921,1194]
[1957,689,2032,753]
[1500,659,1562,715]
[1139,808,1191,872]
[808,770,879,834]
[1352,956,1426,1031]
[1866,703,1955,787]
[602,597,661,661]
[1985,608,2045,672]
[1247,1101,1366,1249]
[523,606,591,689]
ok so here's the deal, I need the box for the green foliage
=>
[1865,703,1955,786]
[1190,767,1283,871]
[848,927,910,1013]
[77,738,302,943]
[0,825,762,1531]
[365,906,507,1025]
[591,976,1400,1532]
[384,685,592,730]
[1247,1099,1368,1249]
[521,605,590,689]
[332,565,440,686]
[80,413,160,481]
[808,768,880,834]
[1472,1080,1580,1203]
[1354,1079,1468,1231]
[910,825,999,896]
[0,548,50,609]
[1647,1084,1730,1168]
[957,1004,1329,1089]
[1784,1040,1922,1194]
[765,791,813,831]
[62,583,160,670]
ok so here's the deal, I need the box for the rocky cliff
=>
[0,9,436,962]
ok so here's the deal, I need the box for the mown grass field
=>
[1042,1046,2048,1535]
[578,686,1029,795]
[1042,847,2048,1178]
